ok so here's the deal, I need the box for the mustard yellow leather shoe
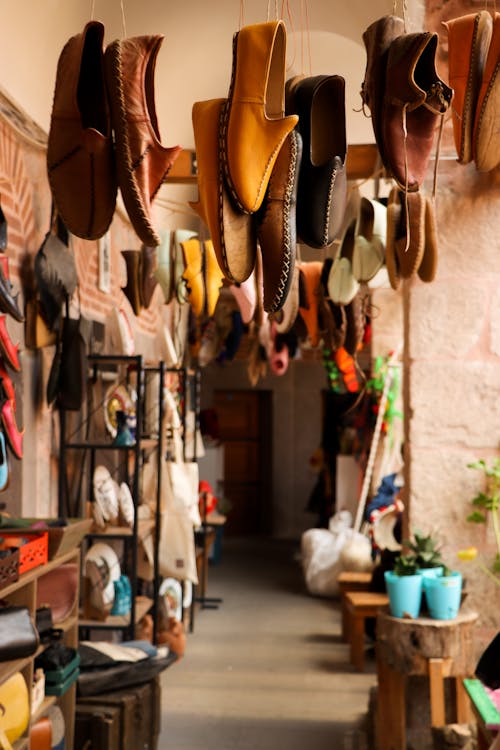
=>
[204,240,224,317]
[222,21,298,214]
[189,98,255,283]
[181,238,204,317]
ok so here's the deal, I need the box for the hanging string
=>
[267,0,271,21]
[282,0,296,72]
[120,0,127,38]
[240,0,245,28]
[90,0,95,19]
[303,0,312,75]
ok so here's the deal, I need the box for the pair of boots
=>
[361,16,453,192]
[444,11,500,171]
[121,246,158,316]
[47,21,181,246]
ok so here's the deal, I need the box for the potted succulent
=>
[406,529,444,578]
[384,553,423,619]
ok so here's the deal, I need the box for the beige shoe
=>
[473,12,500,171]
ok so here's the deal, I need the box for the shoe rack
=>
[58,355,166,643]
[0,547,81,749]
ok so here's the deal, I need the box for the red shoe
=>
[0,393,23,460]
[0,360,15,412]
[0,316,20,372]
[0,256,9,280]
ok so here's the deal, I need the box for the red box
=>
[0,532,48,575]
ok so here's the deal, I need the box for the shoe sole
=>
[104,41,163,247]
[261,130,300,313]
[474,61,500,171]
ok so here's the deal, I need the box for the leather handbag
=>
[36,563,79,624]
[35,229,78,331]
[0,606,39,662]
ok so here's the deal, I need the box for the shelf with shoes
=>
[58,354,166,643]
[0,546,82,750]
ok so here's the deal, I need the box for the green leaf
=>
[466,511,487,524]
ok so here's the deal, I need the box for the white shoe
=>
[93,466,119,523]
[118,482,134,527]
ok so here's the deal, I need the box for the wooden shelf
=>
[31,695,57,724]
[163,144,382,185]
[88,518,155,541]
[79,595,152,630]
[0,548,79,600]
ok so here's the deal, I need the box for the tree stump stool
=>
[337,571,372,642]
[375,610,479,750]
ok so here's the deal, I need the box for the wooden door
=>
[214,390,272,536]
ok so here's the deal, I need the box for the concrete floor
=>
[159,538,376,749]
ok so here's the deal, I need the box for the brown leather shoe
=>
[256,129,302,313]
[443,11,493,165]
[222,21,298,214]
[121,250,142,315]
[47,21,116,240]
[189,98,256,283]
[140,244,158,308]
[361,15,405,166]
[473,12,500,172]
[383,32,452,191]
[104,35,181,246]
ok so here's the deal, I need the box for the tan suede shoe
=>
[222,21,298,214]
[181,238,204,318]
[47,21,116,240]
[473,12,500,172]
[189,98,255,283]
[298,261,323,348]
[443,12,493,164]
[256,129,302,313]
[204,240,224,317]
[104,35,181,246]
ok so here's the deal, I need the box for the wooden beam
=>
[164,143,381,185]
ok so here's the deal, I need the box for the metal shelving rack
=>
[58,355,165,643]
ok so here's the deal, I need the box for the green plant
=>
[459,457,500,584]
[405,529,444,569]
[393,554,419,576]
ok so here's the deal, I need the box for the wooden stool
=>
[344,591,389,672]
[337,571,373,642]
[375,610,478,750]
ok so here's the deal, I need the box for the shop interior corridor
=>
[159,538,376,749]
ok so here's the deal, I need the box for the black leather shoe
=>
[0,265,23,322]
[286,75,347,249]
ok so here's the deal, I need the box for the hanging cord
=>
[240,0,245,28]
[120,0,127,38]
[281,0,296,72]
[392,0,408,30]
[90,0,95,19]
[303,0,312,75]
[401,104,411,253]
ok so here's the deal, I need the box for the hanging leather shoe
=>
[0,390,23,460]
[383,32,453,191]
[181,238,204,318]
[297,261,323,348]
[256,129,302,313]
[0,316,20,372]
[288,74,347,248]
[154,229,175,303]
[204,240,224,317]
[104,35,182,246]
[443,11,493,165]
[121,250,143,315]
[327,221,360,306]
[473,12,500,172]
[140,244,158,308]
[360,15,405,166]
[222,21,298,214]
[47,21,117,240]
[0,264,23,322]
[190,98,256,283]
[0,361,16,412]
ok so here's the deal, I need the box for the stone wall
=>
[404,0,500,631]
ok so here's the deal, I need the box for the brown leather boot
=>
[256,129,302,313]
[473,12,500,172]
[104,35,181,246]
[382,32,452,191]
[443,11,493,165]
[361,15,405,166]
[47,21,117,240]
[121,250,143,315]
[140,244,158,308]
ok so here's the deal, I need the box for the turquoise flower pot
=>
[417,566,444,579]
[423,572,462,620]
[384,571,423,619]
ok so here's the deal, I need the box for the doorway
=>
[214,390,272,536]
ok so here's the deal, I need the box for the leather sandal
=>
[222,21,298,214]
[104,35,181,246]
[0,388,23,460]
[0,264,23,322]
[121,250,143,316]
